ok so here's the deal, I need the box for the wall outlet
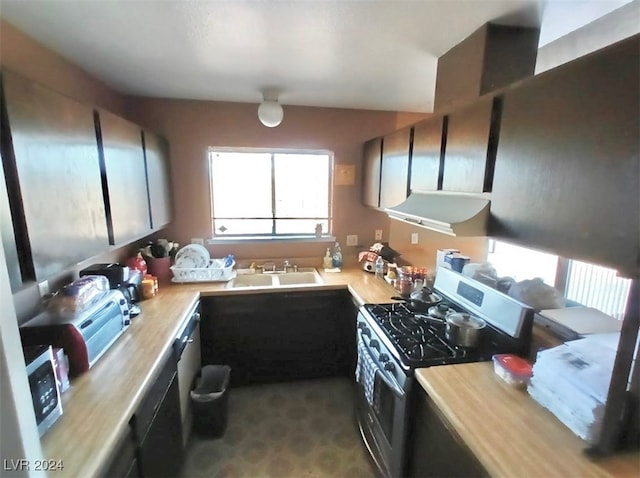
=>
[346,235,358,246]
[191,238,204,246]
[37,280,49,297]
[375,229,383,241]
[411,233,419,244]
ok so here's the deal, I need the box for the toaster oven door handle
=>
[358,330,405,399]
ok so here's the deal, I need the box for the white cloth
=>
[355,335,377,406]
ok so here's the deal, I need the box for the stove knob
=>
[362,328,371,337]
[379,353,389,362]
[357,322,365,329]
[370,339,379,350]
[384,362,395,372]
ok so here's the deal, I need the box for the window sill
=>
[207,235,336,245]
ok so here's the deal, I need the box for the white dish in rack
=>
[174,244,210,269]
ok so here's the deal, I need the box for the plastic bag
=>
[507,278,565,309]
[47,275,110,318]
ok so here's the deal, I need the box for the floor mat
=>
[181,377,376,478]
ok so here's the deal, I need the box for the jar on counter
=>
[396,266,414,297]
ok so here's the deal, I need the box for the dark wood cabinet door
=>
[362,137,382,207]
[96,109,151,245]
[442,96,497,193]
[201,291,355,386]
[490,35,639,276]
[143,131,172,230]
[409,391,487,478]
[380,127,411,208]
[1,70,108,281]
[410,117,444,192]
[0,149,22,291]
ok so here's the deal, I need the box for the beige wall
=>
[389,220,488,270]
[126,97,427,264]
[0,19,128,116]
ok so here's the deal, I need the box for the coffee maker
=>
[79,263,142,316]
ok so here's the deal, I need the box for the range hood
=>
[385,191,490,237]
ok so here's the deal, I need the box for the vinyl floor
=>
[180,377,376,478]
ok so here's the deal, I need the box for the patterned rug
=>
[180,377,376,478]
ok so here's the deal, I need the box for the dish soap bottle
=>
[332,242,343,269]
[323,248,333,269]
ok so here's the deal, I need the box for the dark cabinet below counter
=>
[200,290,357,386]
[490,35,639,277]
[409,389,487,478]
[133,353,183,478]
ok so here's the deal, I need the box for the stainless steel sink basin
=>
[225,268,323,289]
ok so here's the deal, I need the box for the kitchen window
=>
[208,150,332,238]
[488,240,632,319]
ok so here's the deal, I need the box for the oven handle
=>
[358,330,405,399]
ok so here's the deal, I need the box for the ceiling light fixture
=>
[258,92,284,128]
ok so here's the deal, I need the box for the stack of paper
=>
[528,333,620,444]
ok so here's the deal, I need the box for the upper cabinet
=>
[380,127,412,209]
[1,70,109,281]
[434,23,539,113]
[442,96,501,193]
[410,117,445,192]
[362,137,382,208]
[96,109,151,245]
[0,69,174,285]
[143,131,173,230]
[490,35,639,277]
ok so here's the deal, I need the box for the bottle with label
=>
[323,248,333,269]
[375,255,385,278]
[332,242,343,268]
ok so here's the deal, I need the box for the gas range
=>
[359,267,535,371]
[355,267,534,478]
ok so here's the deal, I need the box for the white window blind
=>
[565,260,632,320]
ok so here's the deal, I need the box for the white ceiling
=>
[0,0,630,112]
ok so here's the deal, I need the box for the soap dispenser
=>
[323,248,333,269]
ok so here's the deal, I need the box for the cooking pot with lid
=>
[445,312,486,348]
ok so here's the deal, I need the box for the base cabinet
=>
[201,290,356,386]
[101,426,139,478]
[134,354,184,478]
[409,391,487,478]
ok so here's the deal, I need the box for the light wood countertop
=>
[39,266,399,477]
[415,363,640,478]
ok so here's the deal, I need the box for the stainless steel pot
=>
[445,312,486,348]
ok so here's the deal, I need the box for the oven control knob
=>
[384,362,395,372]
[369,339,379,350]
[379,353,389,362]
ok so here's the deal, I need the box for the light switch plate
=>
[411,233,419,244]
[191,238,204,246]
[37,280,49,297]
[375,230,383,241]
[346,235,358,246]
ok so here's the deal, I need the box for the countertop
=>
[39,266,398,477]
[39,266,638,477]
[415,363,640,478]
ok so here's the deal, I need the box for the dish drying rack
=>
[170,258,236,283]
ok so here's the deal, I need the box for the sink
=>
[228,274,275,288]
[276,271,321,285]
[225,268,324,289]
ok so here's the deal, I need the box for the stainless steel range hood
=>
[385,191,490,236]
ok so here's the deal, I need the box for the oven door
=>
[355,325,411,478]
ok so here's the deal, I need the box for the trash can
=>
[190,365,231,438]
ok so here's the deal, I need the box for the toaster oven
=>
[20,290,130,377]
[24,345,63,436]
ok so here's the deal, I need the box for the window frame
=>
[207,147,334,241]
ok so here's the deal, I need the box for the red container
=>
[147,256,171,282]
